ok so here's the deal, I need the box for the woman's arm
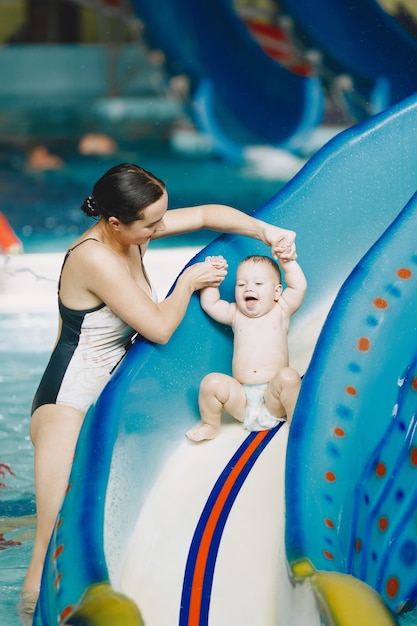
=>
[79,245,228,344]
[154,204,297,261]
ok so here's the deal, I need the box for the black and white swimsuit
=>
[31,239,157,415]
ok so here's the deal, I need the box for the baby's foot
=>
[186,424,219,442]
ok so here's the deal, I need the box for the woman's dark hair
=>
[81,163,166,223]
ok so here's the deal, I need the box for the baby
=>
[186,247,307,442]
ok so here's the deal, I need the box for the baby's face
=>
[235,262,282,317]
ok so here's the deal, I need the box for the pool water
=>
[0,299,64,625]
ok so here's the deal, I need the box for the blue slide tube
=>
[281,0,417,119]
[34,94,417,624]
[286,190,417,614]
[132,0,323,159]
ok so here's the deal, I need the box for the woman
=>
[21,163,296,609]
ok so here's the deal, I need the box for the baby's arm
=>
[200,257,235,325]
[277,257,307,315]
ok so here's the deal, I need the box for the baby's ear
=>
[274,284,283,301]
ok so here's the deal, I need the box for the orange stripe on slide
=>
[188,430,270,624]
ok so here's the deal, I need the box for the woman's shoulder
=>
[66,236,101,253]
[63,237,126,281]
[67,236,122,259]
[59,236,133,308]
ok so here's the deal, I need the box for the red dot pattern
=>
[386,577,400,599]
[397,268,412,279]
[357,337,370,351]
[375,462,386,477]
[373,297,388,309]
[60,605,74,622]
[321,262,415,598]
[54,573,62,590]
[53,544,64,560]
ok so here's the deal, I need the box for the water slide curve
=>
[280,0,417,121]
[33,93,417,625]
[131,0,324,160]
[132,0,417,153]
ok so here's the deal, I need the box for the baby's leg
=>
[186,373,245,442]
[264,366,301,424]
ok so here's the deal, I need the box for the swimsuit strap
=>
[58,240,151,294]
[58,237,99,291]
[138,244,153,293]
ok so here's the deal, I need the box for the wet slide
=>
[33,94,417,625]
[131,0,324,160]
[280,0,417,121]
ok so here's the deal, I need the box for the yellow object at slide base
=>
[291,559,397,626]
[64,582,144,626]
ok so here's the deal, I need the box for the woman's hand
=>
[182,259,228,291]
[262,225,297,262]
[274,236,298,263]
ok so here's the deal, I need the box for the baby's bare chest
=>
[234,311,286,341]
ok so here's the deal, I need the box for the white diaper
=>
[242,383,285,431]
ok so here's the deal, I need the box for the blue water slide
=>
[285,192,417,615]
[280,0,417,120]
[34,94,417,625]
[132,0,324,160]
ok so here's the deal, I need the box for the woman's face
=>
[118,190,168,245]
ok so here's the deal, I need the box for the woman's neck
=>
[90,219,130,257]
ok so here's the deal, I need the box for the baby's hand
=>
[205,255,228,270]
[184,259,227,291]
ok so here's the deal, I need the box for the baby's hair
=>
[239,255,282,282]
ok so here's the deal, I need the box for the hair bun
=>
[82,195,99,217]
